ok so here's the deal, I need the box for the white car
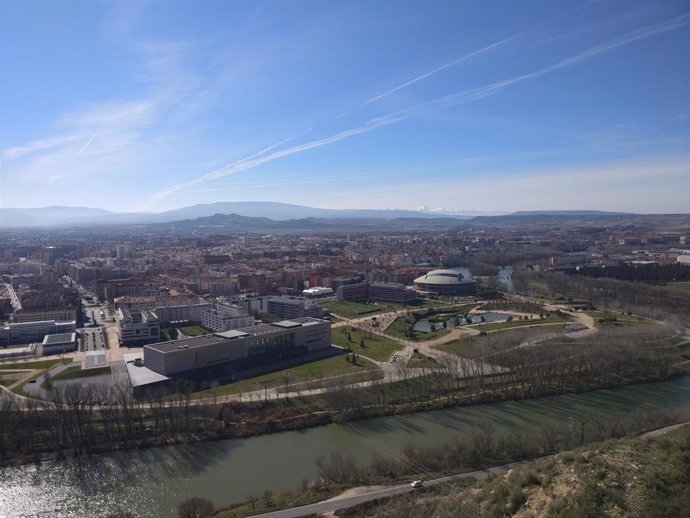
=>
[411,480,423,488]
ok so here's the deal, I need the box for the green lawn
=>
[178,325,212,336]
[407,351,438,368]
[587,310,654,329]
[470,313,570,333]
[51,366,112,382]
[436,337,480,357]
[332,326,404,361]
[669,282,690,292]
[0,358,70,370]
[321,300,398,319]
[187,353,380,399]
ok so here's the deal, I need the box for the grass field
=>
[587,310,655,329]
[436,337,480,357]
[178,325,212,336]
[669,282,690,292]
[321,300,400,319]
[0,358,70,371]
[332,326,404,361]
[51,366,112,382]
[470,313,570,333]
[407,351,438,368]
[188,353,380,399]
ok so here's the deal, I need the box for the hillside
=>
[338,424,690,518]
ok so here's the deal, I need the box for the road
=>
[247,457,551,518]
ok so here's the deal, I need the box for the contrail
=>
[360,29,531,107]
[77,133,97,155]
[145,111,408,206]
[453,14,690,105]
[359,0,603,108]
[146,12,686,208]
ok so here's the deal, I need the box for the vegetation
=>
[321,300,399,319]
[0,358,70,370]
[332,327,403,361]
[335,423,690,518]
[178,325,212,336]
[51,366,112,382]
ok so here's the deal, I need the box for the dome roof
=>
[413,269,475,286]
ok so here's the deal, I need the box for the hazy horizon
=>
[2,0,689,213]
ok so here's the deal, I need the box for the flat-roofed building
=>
[266,296,325,319]
[0,320,76,345]
[369,282,419,303]
[41,332,77,355]
[201,304,254,332]
[143,317,331,379]
[336,282,369,301]
[116,308,161,346]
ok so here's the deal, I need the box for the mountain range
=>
[0,202,641,229]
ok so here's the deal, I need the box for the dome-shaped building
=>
[413,269,476,296]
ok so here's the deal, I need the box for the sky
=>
[1,0,689,214]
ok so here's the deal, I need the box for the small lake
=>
[2,376,690,518]
[413,311,512,333]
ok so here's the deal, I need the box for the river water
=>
[2,375,689,518]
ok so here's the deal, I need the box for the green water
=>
[2,375,689,518]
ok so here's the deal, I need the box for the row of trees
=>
[313,403,679,486]
[317,325,682,419]
[513,267,690,322]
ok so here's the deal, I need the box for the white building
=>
[116,308,161,346]
[201,304,254,332]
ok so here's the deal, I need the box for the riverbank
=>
[3,361,689,468]
[2,374,689,517]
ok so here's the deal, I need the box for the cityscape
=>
[1,1,689,518]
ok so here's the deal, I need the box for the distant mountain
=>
[0,201,472,228]
[0,206,117,228]
[157,212,467,233]
[510,210,633,216]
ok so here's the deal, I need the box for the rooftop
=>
[42,332,76,344]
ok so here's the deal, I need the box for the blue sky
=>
[1,0,688,214]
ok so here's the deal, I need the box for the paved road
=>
[248,457,551,518]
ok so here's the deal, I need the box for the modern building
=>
[116,308,161,346]
[154,303,213,325]
[0,320,76,345]
[137,317,331,381]
[368,282,419,303]
[413,269,477,296]
[336,282,419,303]
[266,296,325,319]
[202,304,254,332]
[336,282,369,301]
[41,332,77,355]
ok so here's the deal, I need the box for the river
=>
[2,375,689,518]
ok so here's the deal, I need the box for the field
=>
[587,310,655,329]
[178,325,212,336]
[470,313,570,333]
[51,366,112,382]
[436,337,480,357]
[407,351,438,368]
[332,326,404,361]
[0,358,70,370]
[321,300,400,319]
[188,353,380,399]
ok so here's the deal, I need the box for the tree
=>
[177,497,214,518]
[359,338,366,348]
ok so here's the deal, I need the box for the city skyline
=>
[2,0,689,214]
